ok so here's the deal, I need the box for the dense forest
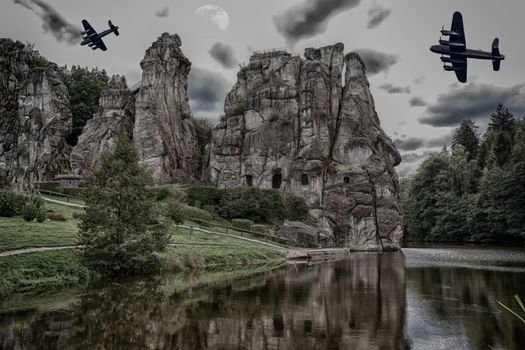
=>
[403,104,525,244]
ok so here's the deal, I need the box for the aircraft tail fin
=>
[108,20,119,36]
[492,38,501,71]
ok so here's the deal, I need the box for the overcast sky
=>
[2,0,525,176]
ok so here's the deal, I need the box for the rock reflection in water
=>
[0,252,407,350]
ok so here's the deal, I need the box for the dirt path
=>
[0,246,80,257]
[40,196,86,208]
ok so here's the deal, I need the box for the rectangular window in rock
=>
[272,174,282,189]
[246,175,253,187]
[301,173,309,186]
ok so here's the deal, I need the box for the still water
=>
[1,246,525,349]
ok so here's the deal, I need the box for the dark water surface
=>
[1,246,525,349]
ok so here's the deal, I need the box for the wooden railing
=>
[188,218,291,244]
[35,189,81,202]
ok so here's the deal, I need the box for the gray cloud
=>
[354,49,398,75]
[397,167,413,178]
[273,0,361,46]
[14,0,81,44]
[426,133,453,148]
[409,96,427,107]
[420,82,525,127]
[188,67,231,114]
[394,137,425,151]
[413,75,426,84]
[155,6,169,18]
[395,133,452,152]
[367,4,391,29]
[379,83,410,94]
[401,151,436,164]
[209,42,238,69]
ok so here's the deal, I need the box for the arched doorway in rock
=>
[272,173,282,189]
[343,176,350,184]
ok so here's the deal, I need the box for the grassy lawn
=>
[0,250,87,299]
[0,202,81,252]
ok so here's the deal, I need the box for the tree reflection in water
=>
[1,249,524,349]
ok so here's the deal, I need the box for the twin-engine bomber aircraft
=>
[430,11,505,83]
[80,19,119,51]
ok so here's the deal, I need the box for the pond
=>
[1,246,525,349]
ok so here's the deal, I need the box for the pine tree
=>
[488,104,516,167]
[452,119,479,160]
[78,136,169,277]
[506,119,525,240]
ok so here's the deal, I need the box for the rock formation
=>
[133,33,198,184]
[70,89,135,175]
[204,44,403,251]
[0,39,72,189]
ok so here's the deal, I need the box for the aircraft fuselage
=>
[430,45,505,61]
[81,28,118,46]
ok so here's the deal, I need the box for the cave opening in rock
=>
[344,176,350,184]
[246,175,253,187]
[301,173,309,186]
[272,173,282,189]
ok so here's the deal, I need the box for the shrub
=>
[0,190,27,217]
[21,196,44,222]
[34,181,60,191]
[182,250,205,270]
[202,205,217,217]
[36,210,47,223]
[284,195,309,221]
[48,213,67,222]
[269,113,280,122]
[221,103,245,122]
[232,218,254,231]
[219,188,283,223]
[179,203,213,222]
[155,187,171,201]
[165,200,185,225]
[186,186,226,208]
[72,211,83,220]
[250,224,266,233]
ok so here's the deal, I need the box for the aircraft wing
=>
[451,54,467,83]
[81,20,97,37]
[91,38,107,51]
[450,12,466,52]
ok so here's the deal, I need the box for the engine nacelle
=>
[443,65,462,72]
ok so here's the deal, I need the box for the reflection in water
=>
[0,253,407,349]
[1,248,525,349]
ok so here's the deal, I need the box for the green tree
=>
[506,118,525,240]
[78,136,169,277]
[63,67,127,146]
[193,118,214,177]
[452,119,479,160]
[403,154,451,241]
[487,103,516,168]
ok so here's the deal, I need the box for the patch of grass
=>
[0,201,80,252]
[0,250,90,299]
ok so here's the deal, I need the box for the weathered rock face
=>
[0,39,72,189]
[205,45,403,251]
[70,89,135,175]
[133,33,198,184]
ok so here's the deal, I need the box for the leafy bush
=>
[284,194,309,221]
[250,224,266,233]
[34,181,60,191]
[72,211,83,220]
[0,190,27,217]
[36,210,47,223]
[155,187,171,201]
[165,200,185,225]
[48,213,67,222]
[184,186,309,224]
[178,203,213,222]
[20,196,44,222]
[232,219,254,231]
[182,250,205,270]
[221,103,245,122]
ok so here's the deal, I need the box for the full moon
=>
[195,5,230,30]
